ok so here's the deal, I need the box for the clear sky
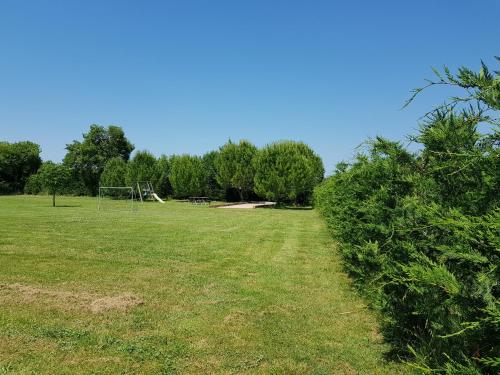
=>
[1,1,498,174]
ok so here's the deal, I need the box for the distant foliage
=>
[24,172,43,194]
[215,140,257,201]
[254,141,324,204]
[100,152,173,199]
[126,150,157,186]
[202,150,223,199]
[5,127,324,203]
[314,60,500,374]
[169,155,207,198]
[100,157,128,187]
[63,125,134,195]
[0,141,41,193]
[154,155,172,198]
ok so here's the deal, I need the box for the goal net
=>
[98,186,136,211]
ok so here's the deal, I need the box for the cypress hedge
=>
[314,60,499,373]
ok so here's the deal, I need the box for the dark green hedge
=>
[314,63,499,373]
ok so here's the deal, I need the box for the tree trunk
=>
[52,192,56,207]
[238,188,244,202]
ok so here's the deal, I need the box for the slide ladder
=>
[136,181,165,203]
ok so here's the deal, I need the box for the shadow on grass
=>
[272,205,313,210]
[53,205,82,208]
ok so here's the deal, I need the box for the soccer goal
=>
[98,186,136,211]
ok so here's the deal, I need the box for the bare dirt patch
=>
[0,283,143,313]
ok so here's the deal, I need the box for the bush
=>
[24,173,43,194]
[254,141,324,205]
[314,61,500,373]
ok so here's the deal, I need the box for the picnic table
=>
[188,196,211,205]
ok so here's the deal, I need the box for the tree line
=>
[2,126,324,205]
[314,59,499,373]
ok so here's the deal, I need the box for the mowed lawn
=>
[0,196,410,374]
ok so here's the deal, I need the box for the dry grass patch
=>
[0,283,143,314]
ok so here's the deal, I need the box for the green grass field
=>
[0,196,411,374]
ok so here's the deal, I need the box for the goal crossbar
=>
[98,186,136,211]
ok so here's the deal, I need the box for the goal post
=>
[98,186,136,211]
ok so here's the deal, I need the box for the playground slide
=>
[152,193,165,203]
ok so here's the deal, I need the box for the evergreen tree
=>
[169,155,206,198]
[254,141,324,204]
[215,140,257,201]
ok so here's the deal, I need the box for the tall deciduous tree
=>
[38,162,71,207]
[253,141,324,204]
[63,125,134,195]
[215,140,257,200]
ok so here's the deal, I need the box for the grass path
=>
[0,196,411,374]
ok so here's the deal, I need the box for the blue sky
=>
[1,1,498,174]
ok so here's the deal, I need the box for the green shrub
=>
[314,60,499,373]
[24,172,43,194]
